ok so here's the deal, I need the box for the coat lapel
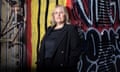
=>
[44,24,68,58]
[52,24,68,56]
[55,30,67,49]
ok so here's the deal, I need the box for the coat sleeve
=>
[68,25,82,67]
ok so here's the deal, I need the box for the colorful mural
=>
[0,0,120,72]
[68,0,120,72]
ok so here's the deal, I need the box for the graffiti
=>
[68,0,120,72]
[77,27,120,72]
[76,0,93,26]
[0,0,26,71]
[0,0,120,72]
[70,0,120,27]
[119,1,120,21]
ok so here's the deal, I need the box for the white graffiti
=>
[76,0,120,26]
[78,27,120,72]
[77,0,94,26]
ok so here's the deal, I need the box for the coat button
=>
[61,51,64,54]
[60,64,63,67]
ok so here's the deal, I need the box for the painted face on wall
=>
[53,7,65,24]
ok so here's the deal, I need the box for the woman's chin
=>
[56,21,64,24]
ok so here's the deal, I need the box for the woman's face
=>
[53,7,65,24]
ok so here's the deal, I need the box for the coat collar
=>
[45,24,68,57]
[46,24,68,36]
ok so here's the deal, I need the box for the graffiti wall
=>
[0,0,120,72]
[0,0,26,72]
[69,0,120,72]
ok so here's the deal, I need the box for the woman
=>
[37,5,82,72]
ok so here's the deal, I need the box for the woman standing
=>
[37,5,82,72]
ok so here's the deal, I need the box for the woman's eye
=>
[54,12,58,14]
[54,11,64,15]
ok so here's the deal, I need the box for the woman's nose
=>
[58,13,60,16]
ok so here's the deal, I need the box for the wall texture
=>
[0,0,120,72]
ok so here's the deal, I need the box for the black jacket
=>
[37,24,82,72]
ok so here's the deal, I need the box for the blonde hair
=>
[51,5,70,25]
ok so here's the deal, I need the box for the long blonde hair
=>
[51,5,70,25]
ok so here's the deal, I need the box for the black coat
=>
[37,24,82,72]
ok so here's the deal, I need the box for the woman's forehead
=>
[54,7,64,12]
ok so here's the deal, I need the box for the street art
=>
[0,0,26,71]
[77,28,120,72]
[68,0,120,72]
[0,0,120,72]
